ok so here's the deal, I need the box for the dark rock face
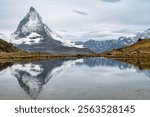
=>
[0,38,19,53]
[11,7,94,55]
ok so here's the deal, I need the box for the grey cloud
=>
[64,30,112,41]
[100,0,121,3]
[112,29,132,34]
[72,10,88,16]
[0,0,150,41]
[59,29,68,32]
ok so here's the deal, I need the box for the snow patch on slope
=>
[21,9,43,35]
[43,25,84,48]
[50,31,84,48]
[11,32,44,45]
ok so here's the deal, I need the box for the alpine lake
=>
[0,57,150,100]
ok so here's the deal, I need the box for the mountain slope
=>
[11,7,94,55]
[0,38,19,53]
[102,38,150,58]
[75,28,150,53]
[75,37,136,53]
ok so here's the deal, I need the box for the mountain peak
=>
[29,6,36,12]
[29,6,39,15]
[11,7,94,54]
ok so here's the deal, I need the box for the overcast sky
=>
[0,0,150,41]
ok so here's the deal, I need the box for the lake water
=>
[0,57,150,100]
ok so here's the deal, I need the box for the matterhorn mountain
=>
[75,28,150,53]
[11,7,93,54]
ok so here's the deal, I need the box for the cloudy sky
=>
[0,0,150,41]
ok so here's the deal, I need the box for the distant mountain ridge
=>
[11,7,94,55]
[75,28,150,53]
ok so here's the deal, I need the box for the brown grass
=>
[101,39,150,58]
[0,51,101,63]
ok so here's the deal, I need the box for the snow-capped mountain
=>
[134,28,150,39]
[11,7,93,54]
[75,28,150,53]
[75,37,136,53]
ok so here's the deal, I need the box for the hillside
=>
[102,39,150,58]
[0,38,19,53]
[75,37,136,53]
[0,38,97,61]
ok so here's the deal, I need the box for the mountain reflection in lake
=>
[0,57,150,100]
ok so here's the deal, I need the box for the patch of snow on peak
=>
[27,32,41,38]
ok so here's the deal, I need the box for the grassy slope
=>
[101,39,150,58]
[100,39,150,70]
[0,38,19,52]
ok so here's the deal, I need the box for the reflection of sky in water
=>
[0,58,150,100]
